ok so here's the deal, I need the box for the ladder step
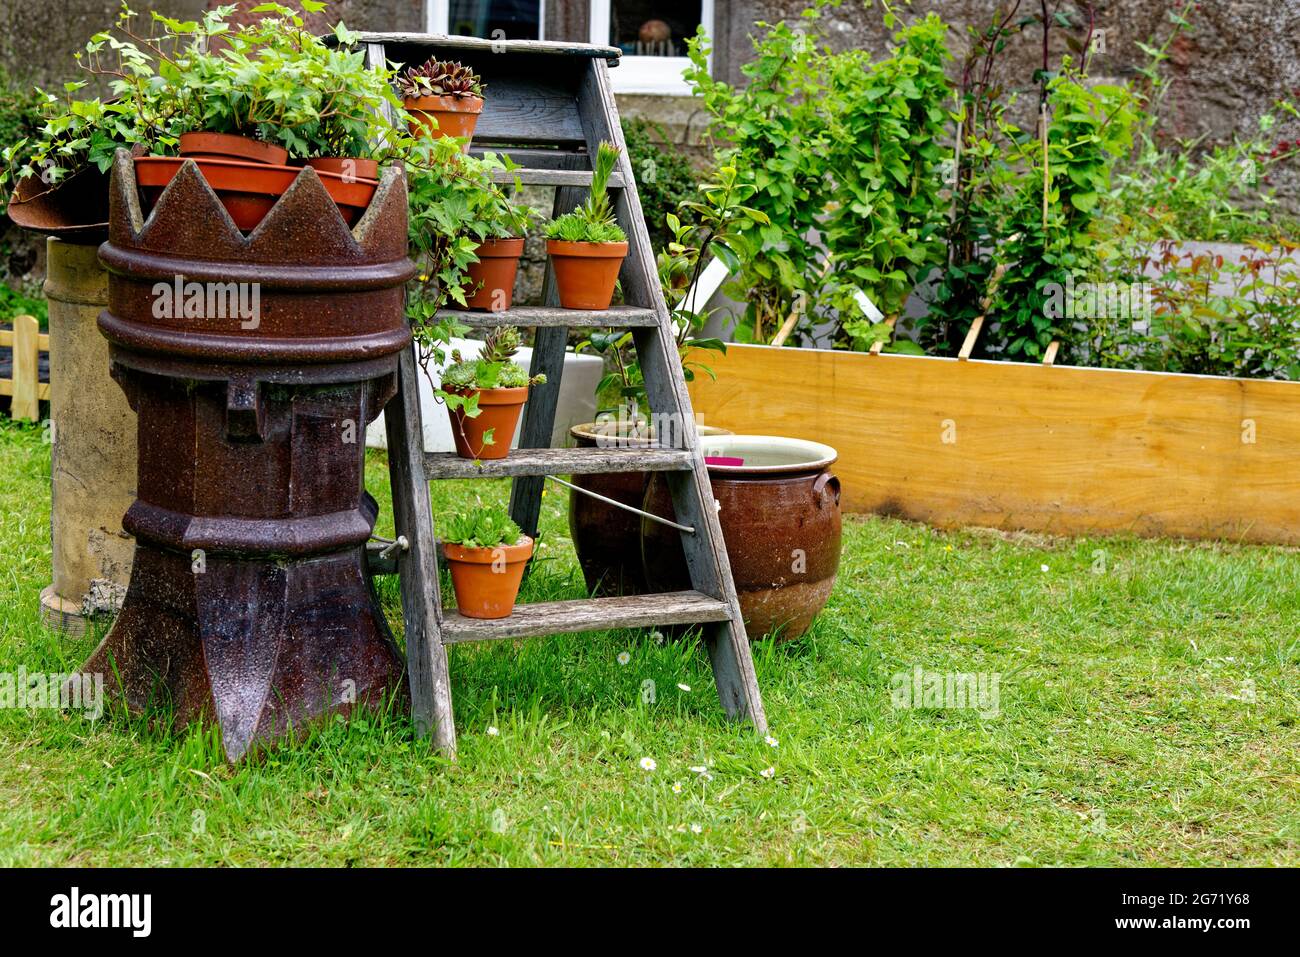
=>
[441,590,731,643]
[489,168,628,188]
[440,305,658,328]
[425,445,691,479]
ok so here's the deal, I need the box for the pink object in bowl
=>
[705,456,745,466]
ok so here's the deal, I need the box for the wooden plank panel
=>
[688,343,1300,545]
[428,446,691,478]
[442,590,731,643]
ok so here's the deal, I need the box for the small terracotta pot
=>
[306,157,380,181]
[463,238,524,311]
[179,131,288,166]
[134,156,378,230]
[445,385,528,459]
[404,94,484,150]
[547,240,629,310]
[444,536,534,619]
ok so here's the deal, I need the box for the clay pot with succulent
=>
[545,141,629,309]
[16,3,403,232]
[441,506,534,619]
[398,58,485,150]
[440,326,546,460]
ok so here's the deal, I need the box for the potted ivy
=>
[545,142,629,309]
[398,59,485,150]
[440,326,545,460]
[462,182,536,311]
[442,506,534,619]
[69,5,398,230]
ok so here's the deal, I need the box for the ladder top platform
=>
[344,33,623,64]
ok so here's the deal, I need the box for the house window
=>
[427,1,546,40]
[590,0,712,95]
[426,1,712,94]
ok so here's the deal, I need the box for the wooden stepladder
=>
[359,33,766,756]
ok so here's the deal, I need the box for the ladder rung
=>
[489,168,628,188]
[441,590,731,643]
[425,445,691,479]
[440,305,659,328]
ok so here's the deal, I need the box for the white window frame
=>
[427,0,548,40]
[589,0,712,95]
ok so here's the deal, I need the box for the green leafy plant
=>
[621,116,702,250]
[405,138,537,384]
[686,0,953,349]
[544,141,627,244]
[1084,239,1300,380]
[578,164,764,412]
[442,505,523,549]
[685,1,836,343]
[0,1,403,206]
[822,12,952,352]
[396,59,483,99]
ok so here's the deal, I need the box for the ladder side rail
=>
[367,41,457,754]
[575,60,767,730]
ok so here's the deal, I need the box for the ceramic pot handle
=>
[813,472,840,508]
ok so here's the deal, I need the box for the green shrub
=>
[621,116,700,250]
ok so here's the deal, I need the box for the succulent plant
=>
[544,141,628,244]
[397,59,484,99]
[440,326,545,391]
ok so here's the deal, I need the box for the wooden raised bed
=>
[687,344,1300,546]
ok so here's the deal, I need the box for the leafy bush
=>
[578,163,763,412]
[1082,241,1300,380]
[621,116,700,250]
[686,0,953,348]
[442,506,523,549]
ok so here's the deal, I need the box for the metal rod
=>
[545,474,696,534]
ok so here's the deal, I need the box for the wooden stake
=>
[12,315,40,422]
[1042,341,1060,366]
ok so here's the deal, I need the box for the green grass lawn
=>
[0,418,1296,866]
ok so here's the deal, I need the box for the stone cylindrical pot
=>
[75,150,416,761]
[40,237,137,633]
[567,421,730,596]
[642,435,842,642]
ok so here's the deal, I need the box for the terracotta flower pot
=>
[462,237,524,310]
[444,536,534,619]
[306,156,381,181]
[445,385,528,459]
[547,240,629,310]
[134,156,378,231]
[179,131,288,166]
[404,94,484,150]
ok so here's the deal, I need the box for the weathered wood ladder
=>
[358,34,766,756]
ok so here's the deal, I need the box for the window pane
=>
[609,1,703,57]
[448,0,540,40]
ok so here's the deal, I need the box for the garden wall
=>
[687,344,1300,546]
